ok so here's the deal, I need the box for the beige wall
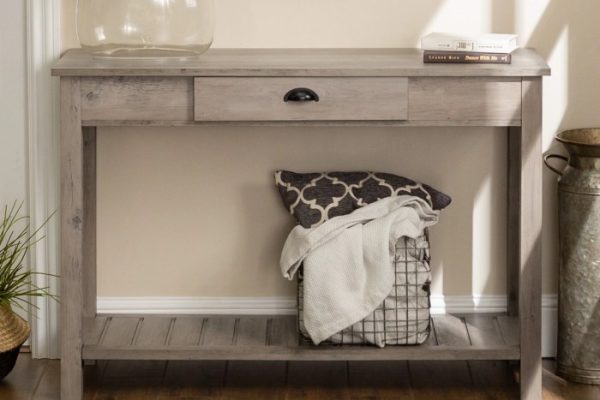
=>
[61,0,600,298]
[1,1,27,206]
[1,0,28,328]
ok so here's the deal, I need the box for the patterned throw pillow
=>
[275,170,451,228]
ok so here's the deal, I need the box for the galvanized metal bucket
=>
[545,128,600,385]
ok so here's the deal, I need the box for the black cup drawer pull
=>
[283,88,320,102]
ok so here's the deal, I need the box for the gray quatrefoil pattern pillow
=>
[275,171,451,229]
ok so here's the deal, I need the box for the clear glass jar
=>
[76,0,215,57]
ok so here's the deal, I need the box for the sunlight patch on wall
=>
[422,0,495,36]
[472,175,492,295]
[517,0,551,45]
[544,25,569,148]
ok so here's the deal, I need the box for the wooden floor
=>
[1,355,599,399]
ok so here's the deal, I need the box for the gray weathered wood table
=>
[52,48,550,400]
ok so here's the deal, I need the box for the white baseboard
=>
[97,296,298,315]
[540,296,558,358]
[430,294,508,314]
[26,0,61,360]
[97,294,558,357]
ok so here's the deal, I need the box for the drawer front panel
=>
[81,77,194,122]
[194,77,408,121]
[409,78,522,122]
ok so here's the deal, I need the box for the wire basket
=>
[298,229,432,347]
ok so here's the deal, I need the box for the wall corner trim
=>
[26,0,62,359]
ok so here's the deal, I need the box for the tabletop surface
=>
[52,48,550,77]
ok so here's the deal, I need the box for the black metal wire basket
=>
[298,229,432,347]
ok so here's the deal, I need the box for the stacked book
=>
[421,33,517,64]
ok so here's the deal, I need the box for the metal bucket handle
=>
[544,154,568,176]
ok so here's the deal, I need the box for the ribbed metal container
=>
[545,128,600,385]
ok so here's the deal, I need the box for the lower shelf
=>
[83,313,520,361]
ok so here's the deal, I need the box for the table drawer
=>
[81,77,193,122]
[409,77,522,122]
[194,77,408,122]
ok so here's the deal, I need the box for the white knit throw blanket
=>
[280,196,439,345]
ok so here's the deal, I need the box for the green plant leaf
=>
[0,201,59,316]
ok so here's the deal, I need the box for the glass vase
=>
[76,0,215,57]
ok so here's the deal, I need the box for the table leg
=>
[60,77,84,400]
[508,126,520,317]
[517,77,543,400]
[83,127,97,322]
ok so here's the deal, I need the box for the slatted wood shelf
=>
[82,314,519,361]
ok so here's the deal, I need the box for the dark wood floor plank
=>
[3,354,596,400]
[0,355,47,400]
[468,360,518,400]
[409,361,479,400]
[224,361,287,400]
[32,360,60,400]
[95,360,167,400]
[227,361,287,386]
[102,360,166,381]
[160,360,226,399]
[542,359,600,400]
[348,361,413,399]
[94,384,160,400]
[287,361,349,400]
[83,360,108,400]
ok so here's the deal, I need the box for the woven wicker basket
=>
[0,304,30,380]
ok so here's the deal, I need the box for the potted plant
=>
[0,202,56,379]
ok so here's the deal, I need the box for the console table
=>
[52,48,550,399]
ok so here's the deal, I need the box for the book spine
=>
[421,37,516,53]
[423,51,512,64]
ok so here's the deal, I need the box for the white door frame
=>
[26,0,62,359]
